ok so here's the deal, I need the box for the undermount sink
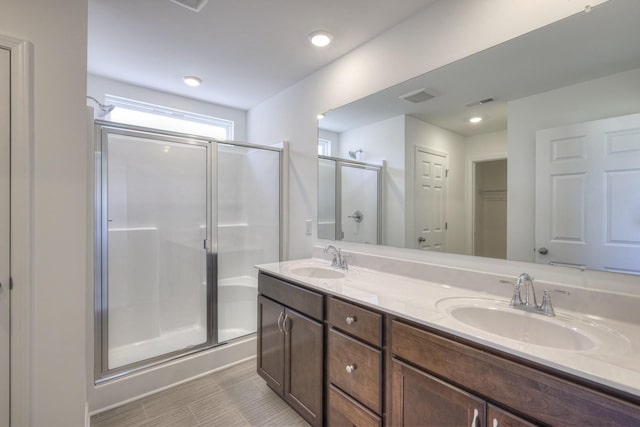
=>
[290,266,345,279]
[437,298,628,352]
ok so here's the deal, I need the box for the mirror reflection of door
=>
[535,113,640,273]
[473,159,507,259]
[414,147,447,251]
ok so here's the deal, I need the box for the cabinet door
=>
[257,295,284,395]
[283,308,323,427]
[392,359,485,427]
[487,405,538,427]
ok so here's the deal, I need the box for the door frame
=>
[466,153,507,256]
[0,34,33,427]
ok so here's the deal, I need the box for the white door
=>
[535,113,640,273]
[414,147,447,251]
[0,47,10,427]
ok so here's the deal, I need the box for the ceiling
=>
[319,0,640,137]
[87,0,437,110]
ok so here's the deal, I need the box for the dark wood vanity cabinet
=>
[391,359,486,426]
[391,319,640,427]
[257,271,640,427]
[257,273,324,427]
[327,297,383,426]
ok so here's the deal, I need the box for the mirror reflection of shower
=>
[318,155,382,245]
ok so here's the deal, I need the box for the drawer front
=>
[391,320,640,426]
[328,329,382,414]
[328,297,382,347]
[258,272,323,321]
[328,385,381,427]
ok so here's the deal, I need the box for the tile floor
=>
[91,359,309,427]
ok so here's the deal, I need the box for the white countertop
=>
[256,258,640,399]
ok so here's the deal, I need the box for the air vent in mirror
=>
[399,88,437,104]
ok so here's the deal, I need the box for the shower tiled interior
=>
[91,359,308,427]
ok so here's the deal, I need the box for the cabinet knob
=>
[345,315,357,325]
[493,418,499,427]
[345,364,357,374]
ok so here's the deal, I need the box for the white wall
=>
[88,74,248,142]
[339,115,404,246]
[248,0,597,260]
[507,67,640,262]
[0,0,88,425]
[405,116,466,253]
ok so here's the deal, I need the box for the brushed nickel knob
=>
[345,364,357,374]
[345,315,357,325]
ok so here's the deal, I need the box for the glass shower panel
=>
[105,133,209,369]
[217,144,280,342]
[340,164,379,244]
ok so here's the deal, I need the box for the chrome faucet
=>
[324,245,349,270]
[500,273,569,317]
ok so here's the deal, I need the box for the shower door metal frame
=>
[94,122,217,382]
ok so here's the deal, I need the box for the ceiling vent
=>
[170,0,209,13]
[466,97,495,107]
[399,88,437,104]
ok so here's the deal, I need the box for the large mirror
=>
[317,0,640,274]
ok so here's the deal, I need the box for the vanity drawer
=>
[391,320,640,426]
[328,297,382,347]
[258,272,323,321]
[328,385,381,427]
[328,329,382,414]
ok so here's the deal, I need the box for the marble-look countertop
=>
[256,258,640,399]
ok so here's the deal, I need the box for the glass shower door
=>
[100,128,211,372]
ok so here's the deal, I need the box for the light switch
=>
[305,220,312,235]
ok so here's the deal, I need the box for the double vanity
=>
[256,249,640,426]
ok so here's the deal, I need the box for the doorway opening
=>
[472,158,507,259]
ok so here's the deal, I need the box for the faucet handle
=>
[340,254,350,270]
[540,289,570,316]
[500,279,523,306]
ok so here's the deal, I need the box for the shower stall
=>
[318,156,382,244]
[94,122,281,380]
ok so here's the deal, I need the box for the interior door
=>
[0,47,11,427]
[535,113,640,273]
[414,147,447,251]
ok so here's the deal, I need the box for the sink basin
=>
[450,305,594,350]
[290,266,345,279]
[436,298,628,352]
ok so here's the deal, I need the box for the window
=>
[105,95,234,140]
[318,138,331,156]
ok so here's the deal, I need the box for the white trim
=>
[0,33,34,427]
[465,152,508,256]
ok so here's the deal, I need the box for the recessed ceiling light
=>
[308,31,333,47]
[183,76,202,87]
[469,116,483,124]
[317,113,325,120]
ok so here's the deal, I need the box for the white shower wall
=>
[217,145,280,342]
